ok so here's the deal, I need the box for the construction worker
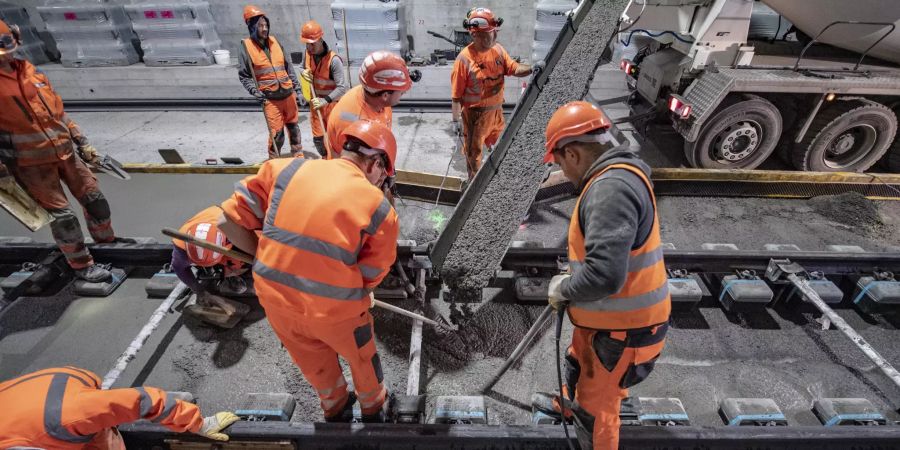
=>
[542,101,671,450]
[326,50,411,158]
[238,5,304,159]
[451,7,536,180]
[0,19,131,283]
[217,120,399,423]
[171,205,251,328]
[0,366,239,449]
[299,20,348,158]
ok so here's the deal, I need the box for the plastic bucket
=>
[213,49,230,65]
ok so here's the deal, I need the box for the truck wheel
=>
[792,99,897,172]
[882,104,900,173]
[684,95,782,169]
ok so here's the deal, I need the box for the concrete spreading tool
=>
[0,177,52,232]
[161,227,452,331]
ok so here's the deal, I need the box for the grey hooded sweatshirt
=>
[560,145,656,303]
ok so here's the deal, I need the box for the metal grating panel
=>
[724,68,900,95]
[680,72,735,141]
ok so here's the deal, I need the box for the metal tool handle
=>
[481,304,555,393]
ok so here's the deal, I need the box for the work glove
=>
[78,144,99,163]
[310,97,328,110]
[196,411,239,441]
[547,274,570,310]
[252,91,267,105]
[532,60,546,76]
[369,291,376,309]
[451,119,462,137]
[296,92,308,107]
[300,69,314,83]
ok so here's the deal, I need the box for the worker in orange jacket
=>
[451,7,536,180]
[217,120,399,422]
[540,101,671,450]
[171,206,251,328]
[0,366,239,449]
[326,51,412,158]
[238,5,304,159]
[0,19,132,283]
[299,20,348,158]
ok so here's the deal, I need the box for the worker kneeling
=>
[541,101,671,450]
[0,366,238,449]
[217,119,400,422]
[171,206,251,328]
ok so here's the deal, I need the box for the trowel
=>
[184,292,250,329]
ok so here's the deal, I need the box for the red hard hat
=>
[359,51,411,93]
[300,20,324,44]
[544,101,614,163]
[464,7,503,33]
[243,5,265,23]
[341,120,397,176]
[0,19,18,56]
[184,222,234,267]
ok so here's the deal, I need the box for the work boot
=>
[361,393,393,423]
[324,392,357,423]
[75,264,112,283]
[532,392,573,423]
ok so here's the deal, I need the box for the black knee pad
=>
[48,208,81,237]
[81,190,110,220]
[273,130,285,150]
[286,123,301,144]
[313,137,326,157]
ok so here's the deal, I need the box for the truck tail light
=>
[668,94,692,119]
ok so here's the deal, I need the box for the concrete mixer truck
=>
[620,0,900,172]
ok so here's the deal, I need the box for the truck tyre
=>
[882,103,900,173]
[792,99,897,172]
[684,94,782,169]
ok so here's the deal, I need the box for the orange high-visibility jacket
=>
[450,44,519,109]
[0,367,203,449]
[0,58,85,166]
[221,158,399,321]
[305,50,338,98]
[567,163,671,330]
[326,85,392,158]
[242,36,294,98]
[172,205,223,252]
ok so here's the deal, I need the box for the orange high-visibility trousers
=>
[263,93,302,159]
[568,325,666,450]
[461,106,504,179]
[265,306,387,418]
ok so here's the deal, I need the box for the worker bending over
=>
[299,20,348,158]
[543,101,671,450]
[451,7,535,180]
[326,51,411,158]
[0,19,132,283]
[0,366,238,449]
[238,5,304,159]
[171,206,251,328]
[218,120,399,422]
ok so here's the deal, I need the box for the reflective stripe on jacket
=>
[325,85,392,158]
[450,44,518,108]
[0,367,203,449]
[567,163,671,331]
[220,158,399,322]
[0,58,80,166]
[242,36,294,99]
[304,50,338,97]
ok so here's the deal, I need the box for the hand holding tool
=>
[197,411,239,441]
[548,273,571,310]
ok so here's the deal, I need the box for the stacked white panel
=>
[532,0,576,63]
[331,1,406,66]
[0,2,50,64]
[124,2,221,66]
[37,2,139,67]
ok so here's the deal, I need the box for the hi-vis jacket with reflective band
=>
[326,85,392,158]
[172,205,224,252]
[0,58,84,167]
[242,36,294,97]
[305,49,338,97]
[450,44,519,108]
[0,366,203,449]
[221,158,399,321]
[567,163,671,331]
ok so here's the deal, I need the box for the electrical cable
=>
[621,29,694,47]
[556,305,576,450]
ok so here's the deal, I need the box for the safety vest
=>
[325,85,392,158]
[567,163,671,331]
[242,36,293,98]
[304,49,338,97]
[0,59,76,166]
[452,44,511,108]
[231,158,398,322]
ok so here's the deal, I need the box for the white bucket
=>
[213,49,230,65]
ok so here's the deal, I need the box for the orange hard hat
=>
[341,120,398,176]
[0,19,18,56]
[359,50,411,93]
[464,7,503,33]
[184,222,234,267]
[300,20,324,44]
[544,101,614,163]
[243,5,265,23]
